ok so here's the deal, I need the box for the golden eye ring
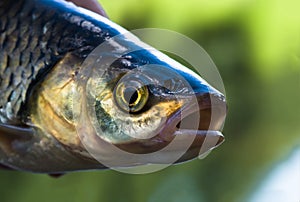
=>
[115,80,149,113]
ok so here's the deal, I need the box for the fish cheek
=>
[91,88,184,146]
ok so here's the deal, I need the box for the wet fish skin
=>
[0,0,227,173]
[0,0,122,172]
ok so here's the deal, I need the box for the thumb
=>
[66,0,109,18]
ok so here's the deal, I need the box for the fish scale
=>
[0,0,105,123]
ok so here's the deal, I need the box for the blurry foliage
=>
[0,0,299,202]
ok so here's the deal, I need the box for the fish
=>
[0,0,227,174]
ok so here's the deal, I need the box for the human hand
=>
[66,0,108,18]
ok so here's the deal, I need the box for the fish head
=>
[31,33,227,170]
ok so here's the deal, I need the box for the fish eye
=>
[114,80,149,113]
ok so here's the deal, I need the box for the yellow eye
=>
[115,80,149,113]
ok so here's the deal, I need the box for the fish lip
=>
[173,130,225,162]
[159,92,226,138]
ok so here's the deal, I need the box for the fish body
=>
[0,0,227,173]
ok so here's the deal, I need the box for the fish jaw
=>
[160,92,226,163]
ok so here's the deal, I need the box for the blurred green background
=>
[1,0,299,201]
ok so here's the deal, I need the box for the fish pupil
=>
[123,87,139,106]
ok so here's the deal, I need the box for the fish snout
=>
[156,90,227,162]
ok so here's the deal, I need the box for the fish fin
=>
[0,123,34,138]
[0,123,34,153]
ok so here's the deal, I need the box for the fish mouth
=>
[158,92,226,163]
[116,92,227,163]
